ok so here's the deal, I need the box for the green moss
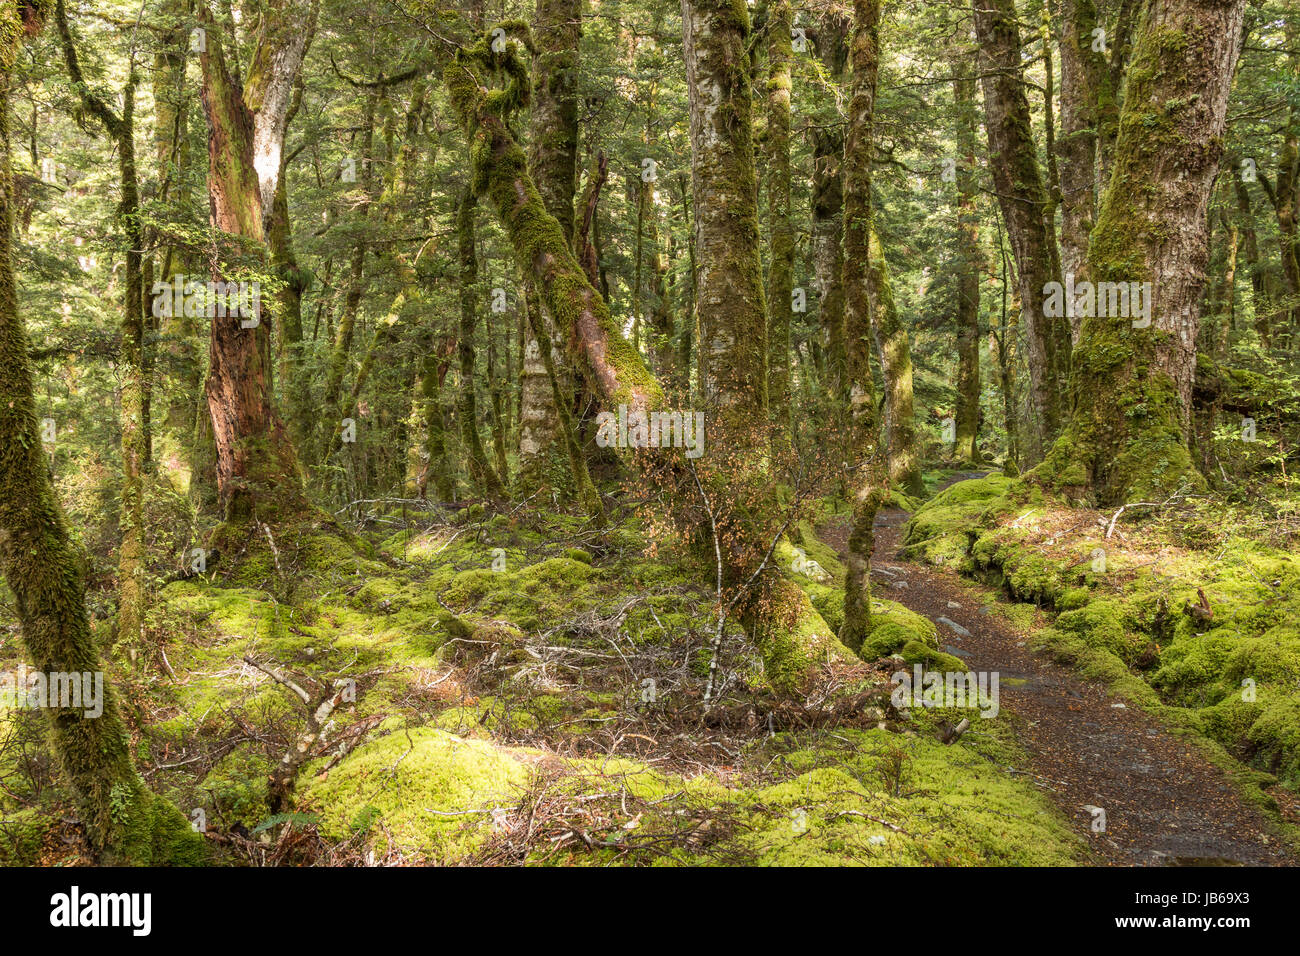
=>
[0,807,53,865]
[738,729,1084,866]
[902,475,1012,567]
[298,726,532,862]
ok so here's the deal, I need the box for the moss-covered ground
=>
[3,496,1084,865]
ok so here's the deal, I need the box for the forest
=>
[0,0,1298,874]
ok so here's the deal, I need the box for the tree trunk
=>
[973,0,1069,460]
[764,0,794,432]
[869,228,925,495]
[196,0,315,523]
[1037,0,1246,504]
[1057,0,1111,342]
[811,10,849,434]
[516,0,582,494]
[1232,171,1277,345]
[840,0,888,652]
[953,72,983,465]
[0,0,202,865]
[455,188,508,500]
[317,90,376,464]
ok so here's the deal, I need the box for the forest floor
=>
[5,469,1298,866]
[819,473,1296,866]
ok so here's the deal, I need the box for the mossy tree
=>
[1056,0,1112,342]
[196,0,316,523]
[455,186,508,500]
[973,0,1070,462]
[517,0,581,496]
[952,69,983,466]
[810,9,850,434]
[0,0,204,865]
[1035,0,1248,505]
[764,0,794,435]
[839,0,888,653]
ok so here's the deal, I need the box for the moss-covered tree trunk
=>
[839,0,887,652]
[811,11,849,433]
[869,228,924,496]
[682,0,851,688]
[993,234,1022,468]
[0,0,203,865]
[517,0,581,495]
[151,0,199,463]
[1263,36,1299,332]
[270,151,313,453]
[1057,0,1111,343]
[316,89,376,465]
[812,127,847,411]
[418,332,457,502]
[1036,0,1246,504]
[453,188,507,500]
[197,0,315,523]
[953,71,983,465]
[764,0,794,433]
[1233,172,1279,346]
[973,0,1069,461]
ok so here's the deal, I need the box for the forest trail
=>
[820,477,1296,867]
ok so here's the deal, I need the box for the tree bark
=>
[455,188,508,500]
[840,0,889,653]
[1056,0,1111,342]
[517,0,582,494]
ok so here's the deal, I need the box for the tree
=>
[196,0,316,523]
[517,0,582,496]
[764,0,794,433]
[1036,0,1248,504]
[973,0,1070,460]
[839,0,887,652]
[953,70,983,465]
[0,0,202,865]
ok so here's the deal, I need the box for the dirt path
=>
[820,484,1295,866]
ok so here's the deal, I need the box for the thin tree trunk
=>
[317,90,377,463]
[765,0,794,432]
[973,0,1069,460]
[869,227,925,495]
[953,72,983,465]
[455,187,507,500]
[1057,0,1110,342]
